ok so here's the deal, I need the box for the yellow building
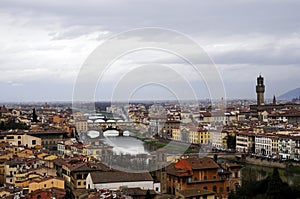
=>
[0,134,41,148]
[15,175,41,187]
[188,127,212,145]
[0,189,10,197]
[189,128,200,144]
[171,128,181,141]
[0,150,13,160]
[29,177,65,193]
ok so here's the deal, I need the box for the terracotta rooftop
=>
[89,171,153,184]
[167,157,219,177]
[178,189,215,197]
[65,161,111,172]
[185,157,219,170]
[122,187,157,196]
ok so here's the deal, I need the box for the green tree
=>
[266,168,291,199]
[230,168,297,199]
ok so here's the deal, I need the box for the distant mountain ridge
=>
[278,87,300,100]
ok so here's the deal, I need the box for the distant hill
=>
[278,88,300,100]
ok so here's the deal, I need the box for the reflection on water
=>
[102,130,149,155]
[87,130,100,138]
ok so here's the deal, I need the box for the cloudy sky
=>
[0,0,299,102]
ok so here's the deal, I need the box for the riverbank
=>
[221,154,300,172]
[243,156,287,169]
[241,163,300,186]
[141,137,199,153]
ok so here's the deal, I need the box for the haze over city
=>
[2,2,300,198]
[1,0,300,102]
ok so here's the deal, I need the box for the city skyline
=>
[0,0,300,101]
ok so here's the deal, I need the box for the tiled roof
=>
[184,157,219,170]
[167,157,219,177]
[90,171,153,184]
[67,162,111,172]
[178,189,215,197]
[122,187,156,196]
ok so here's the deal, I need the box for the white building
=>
[255,135,272,156]
[212,130,227,149]
[75,119,88,132]
[278,136,295,159]
[236,132,255,153]
[86,171,154,190]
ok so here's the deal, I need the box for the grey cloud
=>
[0,0,300,101]
[1,0,300,35]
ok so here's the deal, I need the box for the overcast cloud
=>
[0,0,299,101]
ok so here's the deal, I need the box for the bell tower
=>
[256,75,265,105]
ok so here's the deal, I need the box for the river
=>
[86,130,150,155]
[103,135,150,155]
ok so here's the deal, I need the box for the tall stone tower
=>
[256,75,265,105]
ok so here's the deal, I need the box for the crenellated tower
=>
[256,75,265,105]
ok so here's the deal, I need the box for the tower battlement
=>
[256,75,265,105]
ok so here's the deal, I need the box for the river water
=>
[103,136,149,155]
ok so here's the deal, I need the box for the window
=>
[32,140,36,145]
[203,186,208,190]
[203,176,207,180]
[235,172,239,178]
[44,184,46,188]
[78,181,81,186]
[37,195,42,199]
[227,187,230,192]
[84,182,86,185]
[18,141,21,145]
[77,174,82,179]
[18,136,21,139]
[213,175,216,179]
[194,176,198,181]
[235,183,239,191]
[220,187,223,193]
[213,186,217,192]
